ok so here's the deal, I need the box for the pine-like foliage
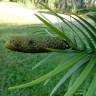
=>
[8,4,96,96]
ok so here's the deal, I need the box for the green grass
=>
[0,24,68,96]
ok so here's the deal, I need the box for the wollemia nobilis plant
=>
[6,4,96,96]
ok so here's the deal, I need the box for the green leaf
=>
[86,72,96,96]
[64,55,96,96]
[59,17,86,50]
[35,14,76,49]
[73,15,96,46]
[71,15,95,50]
[87,14,96,23]
[68,66,83,89]
[8,53,85,90]
[32,53,55,70]
[50,55,90,96]
[38,3,86,50]
[38,5,80,49]
[35,14,71,43]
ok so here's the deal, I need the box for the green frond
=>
[35,14,73,47]
[8,53,85,90]
[8,3,96,96]
[50,55,90,96]
[64,55,96,96]
[86,72,96,96]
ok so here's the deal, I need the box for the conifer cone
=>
[5,36,69,53]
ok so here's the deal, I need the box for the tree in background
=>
[0,0,96,12]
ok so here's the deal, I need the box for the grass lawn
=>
[0,24,68,96]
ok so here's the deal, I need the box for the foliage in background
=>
[1,0,96,13]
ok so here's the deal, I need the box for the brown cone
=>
[5,36,69,53]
